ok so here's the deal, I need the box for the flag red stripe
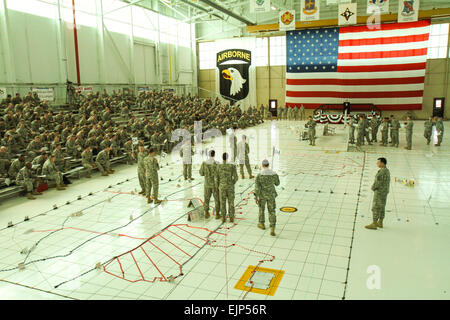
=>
[285,103,423,110]
[286,76,425,86]
[338,20,430,34]
[337,62,426,72]
[338,48,427,60]
[286,90,423,98]
[339,33,429,47]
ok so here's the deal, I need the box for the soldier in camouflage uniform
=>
[434,116,444,146]
[137,145,147,195]
[404,116,413,150]
[300,104,306,120]
[390,115,400,147]
[43,155,66,190]
[199,150,220,219]
[370,116,380,142]
[348,116,357,144]
[423,116,433,145]
[180,139,194,181]
[96,147,114,176]
[0,146,11,177]
[365,157,390,230]
[379,118,389,146]
[237,135,254,179]
[356,115,365,147]
[81,146,95,178]
[8,155,25,180]
[216,152,238,223]
[16,162,42,200]
[306,116,316,146]
[255,159,280,236]
[363,115,372,145]
[144,148,162,204]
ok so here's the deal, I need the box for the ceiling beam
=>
[197,0,255,25]
[246,8,450,33]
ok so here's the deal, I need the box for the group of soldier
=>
[135,123,281,236]
[1,89,264,200]
[348,113,445,149]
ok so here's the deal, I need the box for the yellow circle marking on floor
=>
[280,207,297,213]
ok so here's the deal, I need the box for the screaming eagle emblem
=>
[217,49,251,105]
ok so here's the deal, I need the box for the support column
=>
[0,0,16,84]
[96,0,106,90]
[72,0,81,85]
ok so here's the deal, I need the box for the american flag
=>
[285,20,431,110]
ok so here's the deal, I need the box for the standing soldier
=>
[380,118,389,146]
[404,116,414,150]
[43,155,66,190]
[370,116,380,142]
[365,157,390,230]
[145,148,162,204]
[435,116,444,146]
[255,159,280,237]
[216,152,238,223]
[180,139,194,181]
[137,145,147,195]
[423,116,433,145]
[356,115,365,147]
[306,116,316,146]
[348,115,357,145]
[199,150,220,219]
[294,106,299,121]
[237,135,254,179]
[300,104,306,120]
[81,146,95,178]
[16,162,42,200]
[363,115,372,145]
[390,116,400,147]
[96,147,114,176]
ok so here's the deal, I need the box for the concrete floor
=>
[0,120,448,300]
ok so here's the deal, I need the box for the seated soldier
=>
[42,154,66,190]
[8,155,26,180]
[16,161,42,200]
[96,147,114,176]
[81,146,95,178]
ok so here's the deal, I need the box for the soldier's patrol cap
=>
[262,159,269,166]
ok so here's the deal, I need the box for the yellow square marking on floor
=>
[234,265,285,296]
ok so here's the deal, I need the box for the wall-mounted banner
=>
[0,87,7,100]
[398,0,419,23]
[215,38,256,109]
[367,0,390,14]
[338,3,357,25]
[75,86,93,94]
[31,87,55,102]
[301,0,320,21]
[250,0,271,13]
[279,10,296,31]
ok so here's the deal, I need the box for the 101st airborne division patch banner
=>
[250,0,271,13]
[398,0,420,23]
[215,38,256,110]
[301,0,320,21]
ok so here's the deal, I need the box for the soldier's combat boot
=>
[107,169,115,174]
[27,193,36,200]
[241,175,245,179]
[56,185,66,191]
[154,199,162,204]
[101,172,108,176]
[365,221,378,230]
[377,219,383,228]
[147,196,153,204]
[221,215,226,223]
[229,217,234,223]
[215,214,221,220]
[86,175,92,178]
[205,211,210,219]
[32,190,42,196]
[258,223,265,230]
[427,139,430,145]
[139,190,144,195]
[270,227,276,236]
[249,175,255,179]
